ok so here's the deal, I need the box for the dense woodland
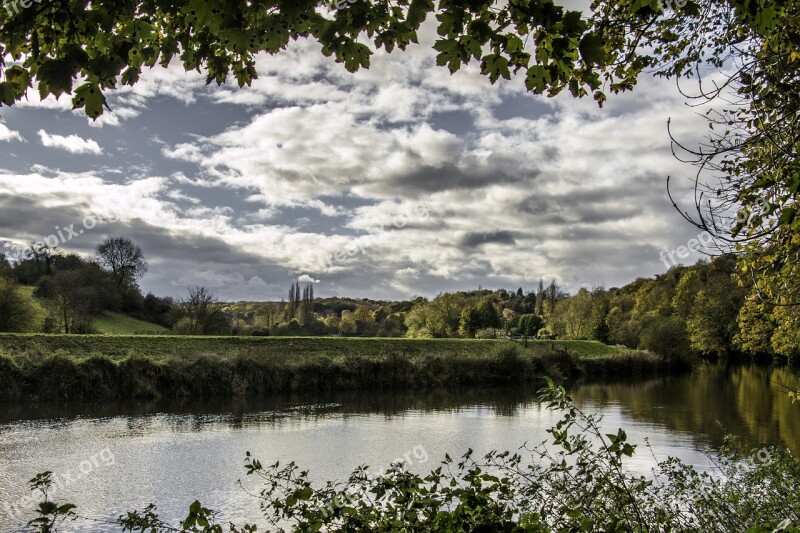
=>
[0,237,796,363]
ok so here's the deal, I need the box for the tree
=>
[95,237,148,288]
[590,292,611,344]
[502,308,516,336]
[734,296,776,358]
[254,302,283,333]
[672,271,701,320]
[52,253,86,272]
[475,300,502,331]
[50,271,97,334]
[771,306,800,361]
[338,305,375,336]
[0,277,45,332]
[143,293,176,328]
[640,317,692,363]
[458,306,480,338]
[545,280,567,314]
[561,288,595,340]
[174,287,231,335]
[27,243,58,278]
[0,252,11,278]
[517,313,544,337]
[679,258,746,356]
[301,283,315,326]
[406,293,468,338]
[536,279,545,316]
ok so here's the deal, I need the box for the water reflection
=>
[0,387,543,426]
[0,363,798,531]
[571,362,800,454]
[3,363,798,454]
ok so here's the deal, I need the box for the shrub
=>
[517,313,544,336]
[641,317,692,362]
[0,278,45,332]
[475,328,498,339]
[0,354,23,400]
[173,316,201,335]
[494,343,529,379]
[537,327,554,339]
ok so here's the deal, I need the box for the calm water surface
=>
[1,363,798,531]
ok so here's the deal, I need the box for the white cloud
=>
[38,130,102,154]
[0,123,23,142]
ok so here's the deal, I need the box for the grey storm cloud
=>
[459,230,518,248]
[385,164,531,194]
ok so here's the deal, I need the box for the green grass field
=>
[93,312,170,335]
[0,334,635,361]
[539,340,636,359]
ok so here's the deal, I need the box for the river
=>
[1,362,798,531]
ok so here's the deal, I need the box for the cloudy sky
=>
[0,15,714,302]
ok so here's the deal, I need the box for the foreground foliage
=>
[22,383,800,532]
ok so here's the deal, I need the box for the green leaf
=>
[36,59,75,99]
[407,0,434,29]
[579,33,606,65]
[778,207,796,226]
[525,65,551,93]
[0,82,18,105]
[788,174,800,195]
[342,42,371,73]
[481,54,510,83]
[73,83,107,119]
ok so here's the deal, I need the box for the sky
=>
[0,14,717,302]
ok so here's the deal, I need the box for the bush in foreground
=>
[21,382,800,532]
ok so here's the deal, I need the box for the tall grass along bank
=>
[0,335,680,402]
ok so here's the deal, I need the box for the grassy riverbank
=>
[0,335,676,402]
[0,334,632,359]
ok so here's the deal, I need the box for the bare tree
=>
[174,287,231,335]
[0,252,11,278]
[536,278,545,316]
[95,237,148,288]
[28,242,58,276]
[548,280,560,314]
[51,271,96,334]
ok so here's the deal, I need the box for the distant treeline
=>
[223,255,796,362]
[0,237,796,361]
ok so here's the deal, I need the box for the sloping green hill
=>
[93,312,169,335]
[19,286,168,335]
